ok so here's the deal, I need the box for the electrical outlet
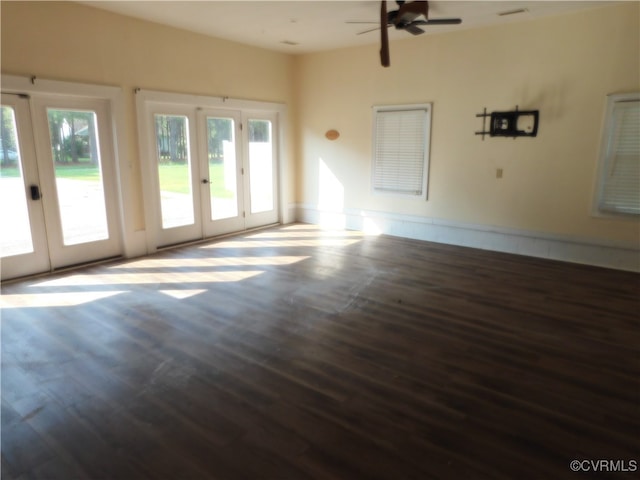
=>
[496,168,503,179]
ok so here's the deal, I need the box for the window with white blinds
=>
[595,94,640,216]
[372,104,431,198]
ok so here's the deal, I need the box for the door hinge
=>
[243,211,246,218]
[241,167,244,175]
[239,122,243,131]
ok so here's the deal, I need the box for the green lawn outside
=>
[158,162,233,197]
[55,164,102,181]
[0,167,20,178]
[0,162,234,197]
[0,163,101,180]
[208,163,235,198]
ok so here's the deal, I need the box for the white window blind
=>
[597,97,640,215]
[373,106,430,197]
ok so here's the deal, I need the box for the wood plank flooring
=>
[1,223,639,479]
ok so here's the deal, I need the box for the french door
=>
[148,106,279,247]
[0,93,121,280]
[0,94,50,279]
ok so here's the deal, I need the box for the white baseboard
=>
[293,204,640,272]
[282,203,297,225]
[122,229,149,259]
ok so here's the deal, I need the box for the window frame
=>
[371,103,432,200]
[592,92,640,218]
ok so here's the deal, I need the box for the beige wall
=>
[2,1,639,248]
[295,2,639,244]
[1,1,296,231]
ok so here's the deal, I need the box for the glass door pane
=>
[248,119,274,214]
[46,108,109,245]
[154,114,194,229]
[206,117,238,220]
[0,105,34,257]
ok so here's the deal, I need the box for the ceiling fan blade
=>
[421,18,463,25]
[357,26,382,35]
[404,24,425,35]
[380,0,390,67]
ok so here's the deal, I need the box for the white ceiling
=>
[82,1,616,54]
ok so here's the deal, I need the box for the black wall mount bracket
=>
[475,106,539,140]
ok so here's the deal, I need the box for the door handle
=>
[30,185,41,200]
[201,179,210,184]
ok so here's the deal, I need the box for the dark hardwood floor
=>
[1,223,638,479]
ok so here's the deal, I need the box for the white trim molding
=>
[135,89,289,252]
[1,74,146,260]
[592,91,640,218]
[294,204,640,272]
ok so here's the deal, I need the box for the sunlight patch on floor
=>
[110,256,310,269]
[159,289,207,299]
[30,270,264,287]
[0,290,125,308]
[245,230,365,239]
[201,238,361,249]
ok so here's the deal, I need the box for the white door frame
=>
[30,94,123,268]
[0,93,51,280]
[1,75,141,261]
[142,103,203,248]
[136,89,286,252]
[243,111,280,229]
[197,108,245,238]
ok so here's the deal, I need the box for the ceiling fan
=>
[348,1,462,67]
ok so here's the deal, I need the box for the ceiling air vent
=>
[280,40,299,46]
